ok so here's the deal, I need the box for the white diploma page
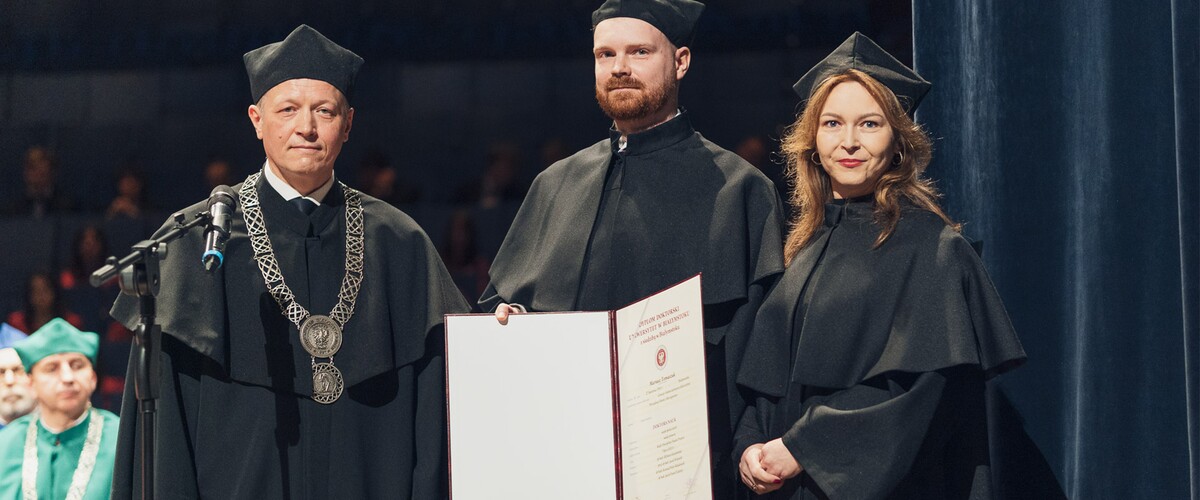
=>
[614,275,712,499]
[445,311,619,500]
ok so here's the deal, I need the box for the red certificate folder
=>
[445,274,712,500]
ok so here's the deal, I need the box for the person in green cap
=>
[0,317,120,500]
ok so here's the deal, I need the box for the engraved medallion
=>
[312,362,344,404]
[300,315,343,358]
[240,173,362,408]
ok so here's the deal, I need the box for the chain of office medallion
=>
[239,172,365,330]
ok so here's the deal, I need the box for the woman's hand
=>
[740,443,783,495]
[760,438,803,480]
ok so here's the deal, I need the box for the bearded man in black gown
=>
[480,1,785,495]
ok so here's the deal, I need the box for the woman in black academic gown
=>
[733,33,1027,499]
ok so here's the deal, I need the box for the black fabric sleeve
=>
[476,283,504,314]
[112,336,203,500]
[781,371,947,499]
[732,399,771,466]
[410,328,448,500]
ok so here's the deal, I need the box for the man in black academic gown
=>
[110,25,468,499]
[480,1,785,495]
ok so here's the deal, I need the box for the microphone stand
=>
[91,209,212,500]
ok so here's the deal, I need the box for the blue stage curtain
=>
[912,0,1199,497]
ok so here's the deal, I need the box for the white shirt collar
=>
[39,406,90,434]
[261,160,335,205]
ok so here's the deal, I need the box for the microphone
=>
[201,186,238,273]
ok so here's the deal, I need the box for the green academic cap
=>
[792,32,931,114]
[243,24,364,103]
[13,318,99,372]
[591,0,705,47]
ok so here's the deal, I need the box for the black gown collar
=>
[824,193,874,227]
[254,173,346,237]
[608,110,695,156]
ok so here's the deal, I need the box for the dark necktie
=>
[290,198,318,216]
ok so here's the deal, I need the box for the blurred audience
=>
[59,225,119,334]
[455,141,528,209]
[5,272,83,334]
[735,135,790,217]
[4,146,74,217]
[106,163,150,219]
[358,150,422,205]
[440,209,490,301]
[204,157,236,191]
[59,225,112,291]
[538,137,571,173]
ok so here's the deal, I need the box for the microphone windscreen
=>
[208,185,238,209]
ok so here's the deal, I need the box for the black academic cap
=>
[792,32,931,113]
[591,0,705,47]
[243,25,364,103]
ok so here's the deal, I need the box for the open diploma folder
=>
[445,275,712,500]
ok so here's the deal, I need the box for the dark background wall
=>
[0,0,915,414]
[0,0,910,210]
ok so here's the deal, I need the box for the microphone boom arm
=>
[90,210,212,288]
[88,208,211,500]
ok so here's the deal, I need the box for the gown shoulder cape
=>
[480,112,786,498]
[735,199,1028,499]
[482,111,784,333]
[109,175,469,499]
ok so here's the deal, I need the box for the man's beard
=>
[0,386,36,423]
[595,75,676,122]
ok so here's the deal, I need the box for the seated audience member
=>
[454,142,528,209]
[59,225,112,291]
[204,157,235,191]
[736,134,790,215]
[358,150,422,205]
[6,272,83,334]
[439,209,490,300]
[59,225,119,331]
[0,324,36,429]
[4,146,74,217]
[106,164,150,220]
[0,319,120,499]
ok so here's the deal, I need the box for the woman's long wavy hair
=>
[780,69,960,263]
